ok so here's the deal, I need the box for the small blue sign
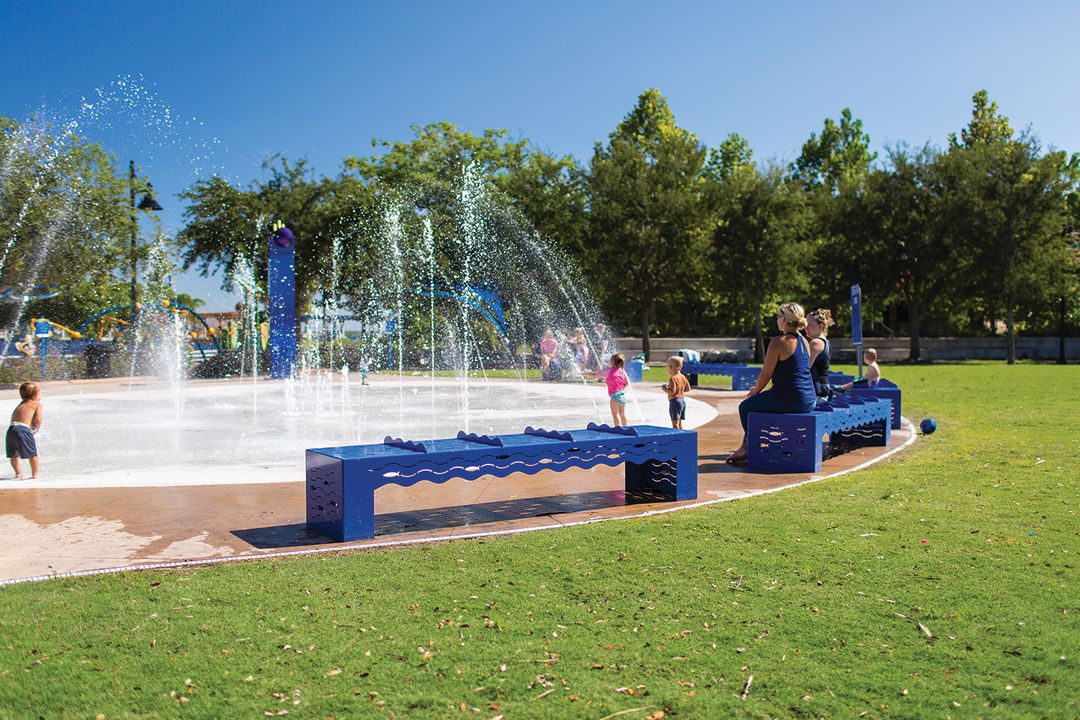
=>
[850,284,863,346]
[34,319,52,338]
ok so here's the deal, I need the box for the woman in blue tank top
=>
[727,302,818,464]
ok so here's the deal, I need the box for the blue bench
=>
[307,424,698,541]
[848,378,902,429]
[682,363,761,391]
[827,371,855,385]
[748,395,892,473]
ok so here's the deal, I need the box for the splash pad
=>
[20,375,717,489]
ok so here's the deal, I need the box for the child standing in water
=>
[7,382,42,479]
[661,356,691,429]
[605,353,629,426]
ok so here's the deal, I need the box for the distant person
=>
[540,328,561,381]
[727,303,817,465]
[842,348,881,389]
[571,327,590,369]
[539,328,558,370]
[592,322,613,370]
[358,354,370,386]
[661,356,691,430]
[605,352,629,426]
[7,382,43,479]
[805,308,836,398]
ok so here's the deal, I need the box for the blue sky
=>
[3,0,1078,309]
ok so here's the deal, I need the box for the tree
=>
[949,89,1014,148]
[942,136,1078,363]
[587,89,709,359]
[178,157,372,313]
[709,163,813,359]
[705,133,754,183]
[792,108,876,194]
[0,116,135,331]
[820,145,953,360]
[497,150,588,258]
[345,122,587,257]
[941,90,1078,362]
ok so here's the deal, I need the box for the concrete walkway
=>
[0,384,911,584]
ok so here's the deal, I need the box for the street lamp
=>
[129,160,163,310]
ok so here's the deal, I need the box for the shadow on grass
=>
[232,489,674,549]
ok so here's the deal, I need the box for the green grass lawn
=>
[1,365,1077,719]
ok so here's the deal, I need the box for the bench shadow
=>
[232,489,673,549]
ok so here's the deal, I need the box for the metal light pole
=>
[128,160,163,311]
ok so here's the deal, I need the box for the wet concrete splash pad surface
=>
[3,375,717,488]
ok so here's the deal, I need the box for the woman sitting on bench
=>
[727,302,818,465]
[806,307,836,398]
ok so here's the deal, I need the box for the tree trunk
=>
[753,314,764,364]
[1005,307,1016,365]
[640,304,651,362]
[908,300,921,362]
[1059,296,1067,365]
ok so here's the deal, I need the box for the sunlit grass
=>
[0,364,1076,718]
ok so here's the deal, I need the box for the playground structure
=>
[5,300,224,381]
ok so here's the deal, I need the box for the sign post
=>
[33,318,52,382]
[850,284,863,378]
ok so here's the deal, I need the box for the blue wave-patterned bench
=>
[307,423,698,541]
[847,378,902,429]
[748,395,892,473]
[682,363,761,391]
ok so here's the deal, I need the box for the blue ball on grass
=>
[920,418,937,435]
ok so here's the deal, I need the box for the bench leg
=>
[624,433,698,500]
[341,484,376,541]
[747,413,822,473]
[834,417,890,450]
[307,453,345,541]
[687,373,699,388]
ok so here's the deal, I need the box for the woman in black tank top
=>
[806,308,835,398]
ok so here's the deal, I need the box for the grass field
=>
[1,364,1076,719]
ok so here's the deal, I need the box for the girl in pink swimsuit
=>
[605,353,629,426]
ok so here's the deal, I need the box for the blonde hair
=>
[667,356,684,370]
[777,302,808,331]
[864,348,878,362]
[809,308,835,335]
[19,382,39,401]
[611,352,625,368]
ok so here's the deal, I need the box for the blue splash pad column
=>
[268,226,297,379]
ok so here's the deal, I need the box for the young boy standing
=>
[8,382,42,479]
[661,356,691,430]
